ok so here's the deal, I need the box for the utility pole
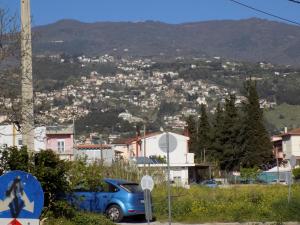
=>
[166,132,172,225]
[21,0,35,155]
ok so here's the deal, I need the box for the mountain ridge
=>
[32,18,300,66]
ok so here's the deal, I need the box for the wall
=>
[140,132,192,165]
[46,134,74,155]
[282,136,292,158]
[78,148,115,165]
[112,144,130,159]
[290,136,300,158]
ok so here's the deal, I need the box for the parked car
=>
[200,179,218,188]
[67,178,145,222]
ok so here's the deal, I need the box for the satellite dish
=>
[158,133,177,153]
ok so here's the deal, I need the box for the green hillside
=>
[264,103,300,133]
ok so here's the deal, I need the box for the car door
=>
[95,181,119,213]
[71,190,95,212]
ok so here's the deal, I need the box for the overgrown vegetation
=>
[153,184,300,223]
[293,167,300,180]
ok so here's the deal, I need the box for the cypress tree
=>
[186,115,198,155]
[219,94,242,171]
[239,80,273,168]
[210,103,224,162]
[197,104,211,161]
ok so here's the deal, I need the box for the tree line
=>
[186,80,274,171]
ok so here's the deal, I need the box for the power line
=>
[228,0,300,26]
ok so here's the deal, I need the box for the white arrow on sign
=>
[21,191,35,213]
[0,195,13,212]
[0,189,34,213]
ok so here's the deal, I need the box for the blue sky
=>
[1,0,300,26]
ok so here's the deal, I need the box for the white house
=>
[281,128,300,165]
[128,132,195,186]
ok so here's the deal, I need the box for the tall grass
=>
[152,184,300,223]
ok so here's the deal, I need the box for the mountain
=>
[33,18,300,66]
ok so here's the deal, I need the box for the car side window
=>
[102,182,119,193]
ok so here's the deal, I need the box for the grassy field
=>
[152,184,300,223]
[264,103,300,133]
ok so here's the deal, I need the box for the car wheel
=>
[106,204,123,222]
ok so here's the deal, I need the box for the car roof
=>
[104,178,138,185]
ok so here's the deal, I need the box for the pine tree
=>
[186,115,198,154]
[210,103,224,162]
[197,104,211,161]
[239,80,273,168]
[219,94,242,171]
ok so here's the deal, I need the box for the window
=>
[102,182,119,193]
[120,183,142,193]
[57,140,65,153]
[18,139,23,146]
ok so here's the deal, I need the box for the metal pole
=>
[144,124,146,173]
[21,0,35,155]
[146,189,150,225]
[276,147,279,183]
[166,132,172,225]
[100,134,103,163]
[73,117,76,160]
[288,171,292,203]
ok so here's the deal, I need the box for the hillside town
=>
[0,54,278,131]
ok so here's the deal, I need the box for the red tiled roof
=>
[76,144,111,150]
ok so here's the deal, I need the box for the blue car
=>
[67,178,145,222]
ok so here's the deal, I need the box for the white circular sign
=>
[141,175,154,191]
[158,133,177,153]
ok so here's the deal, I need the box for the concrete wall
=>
[283,135,300,159]
[78,148,115,165]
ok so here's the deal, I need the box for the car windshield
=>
[120,183,143,193]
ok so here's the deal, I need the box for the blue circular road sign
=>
[0,170,44,219]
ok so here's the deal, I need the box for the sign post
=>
[0,171,44,225]
[141,175,154,225]
[158,132,177,225]
[288,155,297,203]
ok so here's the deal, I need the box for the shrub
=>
[72,212,115,225]
[44,212,115,225]
[293,167,300,180]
